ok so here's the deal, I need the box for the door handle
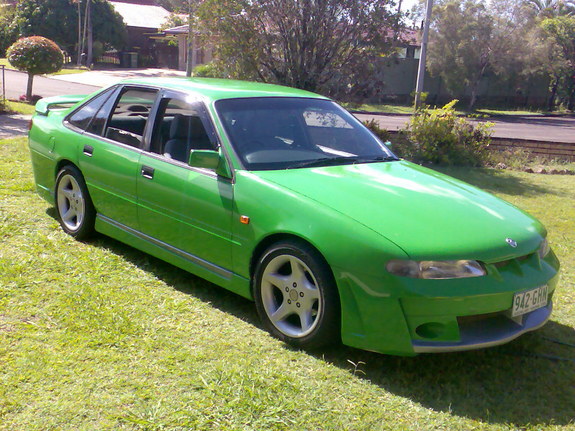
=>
[141,165,155,179]
[83,145,94,157]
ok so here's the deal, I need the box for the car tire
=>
[55,165,95,240]
[253,240,340,349]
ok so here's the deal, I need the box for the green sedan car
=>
[28,78,560,356]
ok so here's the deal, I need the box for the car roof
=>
[118,77,329,102]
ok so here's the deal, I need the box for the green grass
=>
[1,137,574,430]
[475,108,545,116]
[2,100,36,115]
[343,102,415,114]
[344,102,562,117]
[0,58,89,75]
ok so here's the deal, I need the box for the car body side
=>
[28,79,561,356]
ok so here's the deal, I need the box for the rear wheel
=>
[253,240,340,349]
[55,165,95,240]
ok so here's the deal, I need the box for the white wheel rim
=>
[261,254,322,338]
[56,174,85,232]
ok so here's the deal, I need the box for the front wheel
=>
[253,240,340,349]
[55,165,95,240]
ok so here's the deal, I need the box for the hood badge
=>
[506,238,518,248]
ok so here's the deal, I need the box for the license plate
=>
[512,285,548,317]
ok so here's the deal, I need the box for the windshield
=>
[215,97,398,170]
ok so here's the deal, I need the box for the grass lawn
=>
[1,58,89,75]
[2,100,36,115]
[1,136,574,430]
[344,101,560,117]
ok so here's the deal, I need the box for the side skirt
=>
[95,214,252,300]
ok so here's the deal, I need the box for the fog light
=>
[415,322,445,339]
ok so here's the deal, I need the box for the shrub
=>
[403,100,492,166]
[7,36,64,100]
[362,119,391,142]
[193,61,229,78]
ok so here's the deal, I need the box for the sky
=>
[401,0,420,12]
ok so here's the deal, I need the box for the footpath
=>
[0,114,30,139]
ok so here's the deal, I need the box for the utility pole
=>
[75,0,82,66]
[414,0,433,109]
[86,0,93,67]
[186,0,194,77]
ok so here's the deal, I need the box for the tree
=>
[541,16,575,109]
[0,4,19,57]
[428,0,530,110]
[525,0,575,18]
[198,0,399,98]
[14,0,126,63]
[156,0,188,11]
[7,36,64,100]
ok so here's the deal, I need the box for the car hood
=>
[255,161,544,262]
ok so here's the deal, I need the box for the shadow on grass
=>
[316,320,575,427]
[88,232,260,325]
[49,207,573,428]
[433,166,555,197]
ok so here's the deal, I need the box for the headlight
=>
[386,259,486,279]
[538,238,550,259]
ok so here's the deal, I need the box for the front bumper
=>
[337,249,560,356]
[412,301,552,353]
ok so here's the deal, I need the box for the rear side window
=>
[104,88,158,148]
[86,92,118,137]
[67,88,115,130]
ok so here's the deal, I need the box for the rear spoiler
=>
[35,94,87,116]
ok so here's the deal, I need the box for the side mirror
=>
[384,140,392,150]
[188,150,232,178]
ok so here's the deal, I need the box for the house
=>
[106,0,175,68]
[161,24,213,72]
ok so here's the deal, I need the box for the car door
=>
[71,86,159,229]
[136,91,235,276]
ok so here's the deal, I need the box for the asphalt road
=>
[2,68,573,143]
[354,112,575,144]
[2,69,98,100]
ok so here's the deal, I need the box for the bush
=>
[7,36,64,100]
[362,119,391,142]
[402,100,492,166]
[192,61,229,78]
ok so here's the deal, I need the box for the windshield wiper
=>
[289,155,398,169]
[356,155,399,163]
[289,156,360,169]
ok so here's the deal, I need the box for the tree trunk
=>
[548,78,558,112]
[26,74,34,101]
[468,84,479,110]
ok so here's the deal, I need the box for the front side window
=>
[104,88,158,148]
[215,97,397,170]
[151,96,217,163]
